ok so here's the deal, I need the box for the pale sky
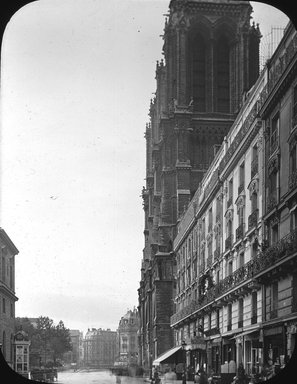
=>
[0,0,290,335]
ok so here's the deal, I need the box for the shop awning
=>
[152,346,182,365]
[232,327,260,339]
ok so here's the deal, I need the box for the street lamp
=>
[181,340,187,384]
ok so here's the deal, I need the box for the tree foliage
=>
[15,316,72,366]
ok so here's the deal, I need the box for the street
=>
[57,369,149,384]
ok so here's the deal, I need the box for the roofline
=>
[0,228,19,255]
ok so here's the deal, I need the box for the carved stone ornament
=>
[248,178,259,198]
[206,233,213,244]
[270,215,279,227]
[268,155,279,175]
[224,208,233,221]
[214,222,221,236]
[235,195,245,212]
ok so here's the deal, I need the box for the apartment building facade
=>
[0,228,19,368]
[83,328,117,368]
[169,21,297,380]
[116,308,139,367]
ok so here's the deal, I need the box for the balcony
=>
[248,209,259,230]
[236,223,245,241]
[289,170,297,190]
[225,235,233,250]
[170,228,297,326]
[251,157,258,178]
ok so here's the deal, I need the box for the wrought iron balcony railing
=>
[289,170,297,190]
[248,209,259,230]
[236,223,245,241]
[170,228,297,326]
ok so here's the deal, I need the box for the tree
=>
[51,320,72,363]
[15,316,72,367]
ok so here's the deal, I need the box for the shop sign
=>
[192,343,207,350]
[263,326,283,336]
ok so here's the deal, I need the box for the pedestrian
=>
[116,374,121,384]
[163,367,177,383]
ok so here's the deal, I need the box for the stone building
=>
[83,328,117,368]
[0,228,19,368]
[63,329,84,367]
[138,0,261,373]
[168,21,297,381]
[116,308,139,367]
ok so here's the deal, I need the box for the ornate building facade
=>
[83,328,117,368]
[116,308,139,368]
[169,21,297,381]
[138,0,261,373]
[0,228,19,368]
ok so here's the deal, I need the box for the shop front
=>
[286,321,297,361]
[189,336,207,373]
[222,336,236,365]
[241,329,263,376]
[263,325,286,366]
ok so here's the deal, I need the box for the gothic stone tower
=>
[138,0,260,372]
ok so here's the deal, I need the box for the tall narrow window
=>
[192,33,206,112]
[228,178,233,207]
[293,85,297,128]
[238,298,244,328]
[270,114,279,154]
[227,303,232,331]
[251,291,258,324]
[217,36,230,113]
[239,162,245,193]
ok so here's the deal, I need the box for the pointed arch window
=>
[192,33,206,112]
[216,35,230,113]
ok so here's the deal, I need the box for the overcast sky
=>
[0,0,290,334]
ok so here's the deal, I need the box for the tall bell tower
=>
[138,0,261,372]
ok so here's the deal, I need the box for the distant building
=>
[116,308,139,367]
[0,228,19,368]
[83,328,117,368]
[63,330,83,366]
